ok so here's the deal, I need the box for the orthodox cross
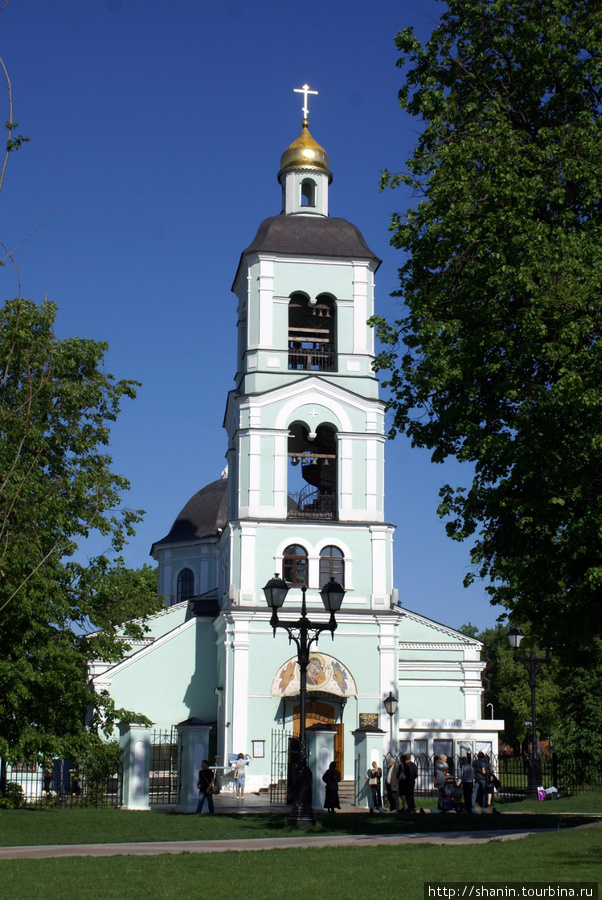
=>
[294,83,318,119]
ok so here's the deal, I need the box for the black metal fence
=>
[2,758,122,808]
[408,752,602,799]
[270,730,294,804]
[149,728,179,806]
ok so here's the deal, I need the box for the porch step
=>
[338,779,355,802]
[259,778,356,803]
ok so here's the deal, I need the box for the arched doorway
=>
[292,698,344,775]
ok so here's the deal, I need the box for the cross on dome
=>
[294,83,318,120]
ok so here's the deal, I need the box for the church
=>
[91,87,502,809]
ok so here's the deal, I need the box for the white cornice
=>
[399,607,483,646]
[398,660,479,672]
[237,375,385,416]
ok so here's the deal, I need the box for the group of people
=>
[196,752,250,814]
[197,748,498,815]
[363,754,419,814]
[434,751,497,814]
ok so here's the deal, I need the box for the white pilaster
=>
[230,617,250,755]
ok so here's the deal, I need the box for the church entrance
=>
[292,699,344,775]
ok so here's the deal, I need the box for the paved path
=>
[0,829,554,859]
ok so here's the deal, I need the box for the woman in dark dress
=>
[322,760,341,813]
[402,753,418,813]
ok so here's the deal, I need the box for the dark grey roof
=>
[152,478,228,549]
[233,215,381,287]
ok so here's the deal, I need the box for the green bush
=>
[0,781,25,809]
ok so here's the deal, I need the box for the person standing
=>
[322,760,341,813]
[434,754,448,810]
[196,760,215,814]
[473,751,488,812]
[386,755,400,812]
[366,760,383,812]
[402,753,418,813]
[233,752,250,800]
[485,754,496,807]
[460,756,474,813]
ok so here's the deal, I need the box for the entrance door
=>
[292,700,344,774]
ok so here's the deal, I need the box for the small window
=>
[319,546,344,587]
[301,179,316,207]
[177,567,195,602]
[283,544,308,585]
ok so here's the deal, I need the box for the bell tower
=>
[223,85,394,612]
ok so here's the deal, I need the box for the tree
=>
[372,0,602,662]
[0,298,163,766]
[461,624,559,748]
[458,622,602,764]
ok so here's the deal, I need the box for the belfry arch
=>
[287,421,337,520]
[288,292,336,371]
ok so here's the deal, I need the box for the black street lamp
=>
[383,691,398,757]
[507,626,550,801]
[263,574,346,829]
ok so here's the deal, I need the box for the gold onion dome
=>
[279,119,331,176]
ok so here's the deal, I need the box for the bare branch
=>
[0,55,13,199]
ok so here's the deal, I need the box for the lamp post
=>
[263,574,346,829]
[383,691,398,757]
[508,626,550,800]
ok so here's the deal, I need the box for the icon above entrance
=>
[271,653,357,698]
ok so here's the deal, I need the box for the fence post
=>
[307,728,336,809]
[351,726,386,809]
[176,719,213,812]
[119,723,151,810]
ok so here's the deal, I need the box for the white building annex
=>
[92,88,502,808]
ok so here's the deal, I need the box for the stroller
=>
[442,776,464,813]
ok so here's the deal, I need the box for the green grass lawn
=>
[0,795,599,899]
[0,791,599,847]
[0,826,600,900]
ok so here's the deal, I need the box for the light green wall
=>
[399,685,466,720]
[272,261,354,301]
[105,619,218,731]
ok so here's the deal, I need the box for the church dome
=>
[279,119,331,178]
[151,477,228,550]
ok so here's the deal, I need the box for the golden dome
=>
[279,119,330,174]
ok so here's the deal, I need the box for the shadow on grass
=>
[162,809,596,836]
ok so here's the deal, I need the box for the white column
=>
[248,433,261,512]
[377,616,398,756]
[119,724,151,810]
[339,437,353,517]
[238,521,257,604]
[352,264,369,356]
[257,259,274,349]
[273,431,288,515]
[230,617,250,756]
[365,437,378,513]
[370,527,389,605]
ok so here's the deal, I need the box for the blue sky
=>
[1,0,501,633]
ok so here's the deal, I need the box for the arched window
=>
[319,546,344,587]
[177,567,195,602]
[283,544,308,585]
[301,178,316,207]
